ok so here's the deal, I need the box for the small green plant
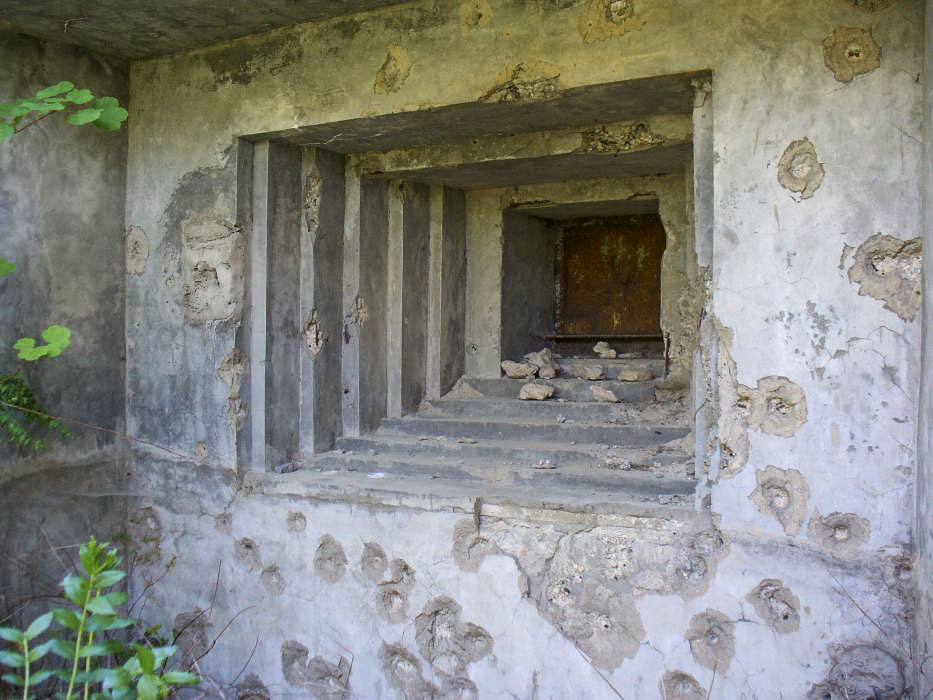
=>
[0,373,68,452]
[0,538,199,699]
[0,81,128,141]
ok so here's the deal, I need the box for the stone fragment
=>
[574,364,604,381]
[685,609,735,672]
[777,138,824,199]
[661,671,705,700]
[593,341,617,359]
[591,385,619,403]
[823,27,881,83]
[314,535,348,582]
[523,348,559,379]
[618,367,653,382]
[501,360,538,379]
[746,579,800,633]
[519,383,553,401]
[360,542,388,583]
[847,233,922,321]
[750,465,810,535]
[807,511,869,558]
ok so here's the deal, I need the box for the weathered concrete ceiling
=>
[0,1,408,59]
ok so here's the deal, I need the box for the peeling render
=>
[847,233,922,321]
[822,27,882,83]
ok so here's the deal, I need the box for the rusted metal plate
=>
[556,214,666,338]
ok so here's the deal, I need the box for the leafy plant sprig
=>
[0,373,69,452]
[0,81,128,141]
[0,538,199,699]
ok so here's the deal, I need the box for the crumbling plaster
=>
[117,0,927,696]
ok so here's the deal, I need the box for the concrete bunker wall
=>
[113,0,926,696]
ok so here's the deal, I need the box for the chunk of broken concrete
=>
[593,341,617,359]
[591,385,619,403]
[574,365,604,381]
[501,360,538,379]
[519,383,554,401]
[523,348,559,379]
[618,367,653,382]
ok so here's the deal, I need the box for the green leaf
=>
[87,596,117,615]
[137,673,160,700]
[151,645,177,668]
[67,108,102,126]
[40,324,71,357]
[0,259,15,277]
[62,574,90,605]
[0,122,12,141]
[28,668,56,684]
[50,638,76,659]
[27,638,56,662]
[0,650,24,667]
[1,672,24,686]
[0,627,25,643]
[86,614,134,633]
[25,611,53,640]
[93,569,126,589]
[92,96,128,131]
[101,666,133,692]
[79,639,124,657]
[36,81,74,99]
[135,644,155,675]
[54,608,81,631]
[65,88,94,104]
[14,337,47,361]
[162,671,200,685]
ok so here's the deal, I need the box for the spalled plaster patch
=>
[807,511,870,559]
[777,138,825,200]
[845,0,892,9]
[685,609,735,672]
[580,122,663,152]
[822,26,881,82]
[847,233,922,321]
[806,644,905,699]
[373,45,412,95]
[261,564,286,594]
[214,512,233,534]
[375,558,416,623]
[303,171,322,236]
[304,309,325,357]
[415,596,493,679]
[314,534,348,582]
[578,0,642,44]
[127,506,162,565]
[235,537,262,571]
[125,225,149,275]
[174,610,210,665]
[750,465,810,535]
[287,511,307,533]
[181,215,245,323]
[217,349,248,429]
[360,541,389,582]
[660,671,705,700]
[459,0,492,31]
[281,640,351,699]
[746,579,800,633]
[235,674,270,700]
[479,62,561,103]
[379,642,440,698]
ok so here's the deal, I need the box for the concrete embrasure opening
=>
[236,71,711,513]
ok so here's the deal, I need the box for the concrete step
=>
[454,377,656,402]
[420,397,688,426]
[377,416,689,447]
[556,357,665,377]
[311,452,696,499]
[334,435,694,473]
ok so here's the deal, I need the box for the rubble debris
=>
[593,341,617,359]
[574,365,604,381]
[618,367,653,382]
[524,348,559,378]
[501,360,538,378]
[519,383,554,401]
[591,385,619,403]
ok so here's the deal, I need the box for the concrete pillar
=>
[426,186,467,399]
[465,190,504,378]
[244,140,302,471]
[342,167,389,435]
[386,181,404,417]
[915,1,932,694]
[298,148,345,455]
